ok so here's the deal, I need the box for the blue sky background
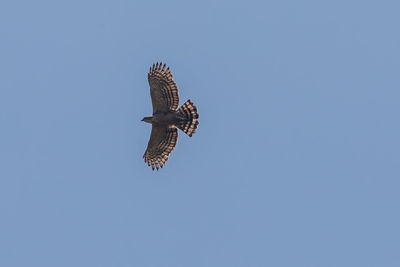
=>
[1,0,399,266]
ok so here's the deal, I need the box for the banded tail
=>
[176,99,199,137]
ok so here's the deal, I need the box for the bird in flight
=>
[142,62,199,170]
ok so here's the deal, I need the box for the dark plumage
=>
[142,63,199,170]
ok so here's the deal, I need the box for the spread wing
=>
[143,125,178,170]
[148,62,179,113]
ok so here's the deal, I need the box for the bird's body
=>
[142,63,199,170]
[142,112,183,126]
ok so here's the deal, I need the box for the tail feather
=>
[176,99,199,137]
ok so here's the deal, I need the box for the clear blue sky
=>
[1,0,399,266]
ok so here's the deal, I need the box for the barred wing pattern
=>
[148,63,179,113]
[143,126,178,170]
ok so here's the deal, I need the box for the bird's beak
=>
[142,116,152,123]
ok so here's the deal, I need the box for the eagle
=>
[142,63,199,170]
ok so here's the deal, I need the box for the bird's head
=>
[141,116,153,123]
